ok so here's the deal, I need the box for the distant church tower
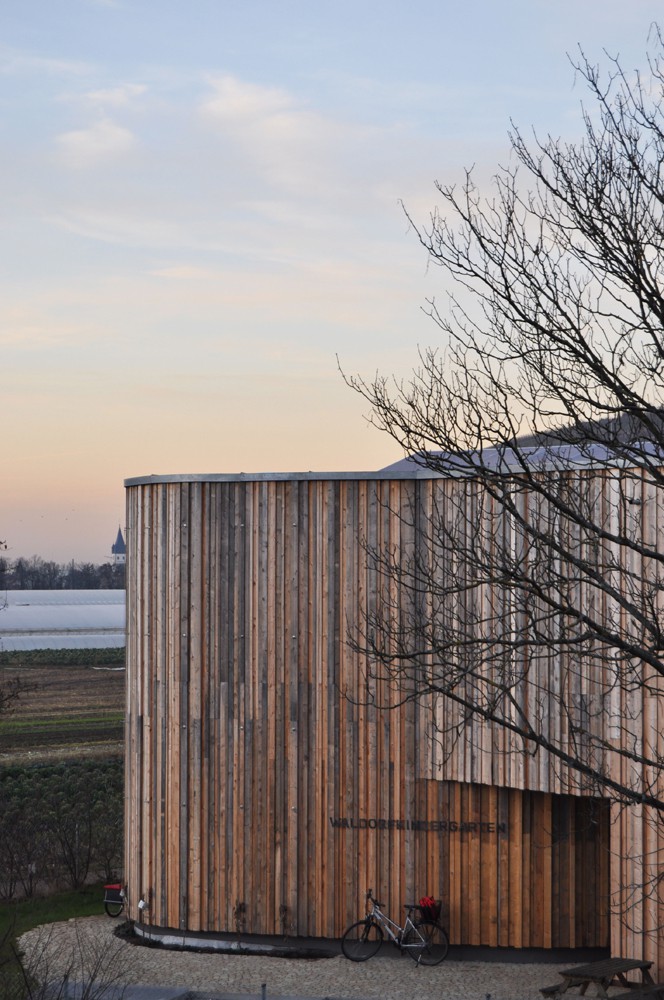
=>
[112,526,126,566]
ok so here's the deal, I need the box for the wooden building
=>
[124,467,664,966]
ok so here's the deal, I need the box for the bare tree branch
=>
[345,35,664,820]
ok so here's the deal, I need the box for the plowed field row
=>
[0,662,125,764]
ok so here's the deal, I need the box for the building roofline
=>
[125,438,660,488]
[124,470,442,487]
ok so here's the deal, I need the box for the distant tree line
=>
[0,556,125,590]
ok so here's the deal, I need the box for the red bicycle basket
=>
[419,895,441,921]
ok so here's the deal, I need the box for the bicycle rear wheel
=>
[341,919,384,961]
[404,920,449,965]
[104,899,124,917]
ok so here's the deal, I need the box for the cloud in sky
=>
[199,73,398,204]
[149,265,217,280]
[54,117,136,168]
[83,82,147,107]
[0,305,90,349]
[202,75,295,122]
[45,208,188,250]
[0,48,93,77]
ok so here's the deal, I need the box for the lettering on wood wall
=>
[329,816,508,834]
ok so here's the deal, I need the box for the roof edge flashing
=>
[124,469,441,487]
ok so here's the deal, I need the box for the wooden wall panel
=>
[124,472,659,964]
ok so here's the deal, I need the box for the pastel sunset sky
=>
[2,0,662,562]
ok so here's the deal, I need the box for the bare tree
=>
[8,921,134,1000]
[0,540,27,718]
[0,670,23,717]
[347,33,664,822]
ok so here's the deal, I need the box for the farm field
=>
[0,658,125,765]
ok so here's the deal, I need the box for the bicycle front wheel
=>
[341,919,384,961]
[404,920,449,965]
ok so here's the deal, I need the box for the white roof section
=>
[380,440,664,476]
[0,590,125,651]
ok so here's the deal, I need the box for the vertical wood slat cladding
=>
[126,475,622,950]
[411,782,608,949]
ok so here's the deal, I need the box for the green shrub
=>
[0,759,124,898]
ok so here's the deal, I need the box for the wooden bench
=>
[540,978,586,996]
[611,986,664,1000]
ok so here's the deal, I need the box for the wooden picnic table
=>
[540,957,654,998]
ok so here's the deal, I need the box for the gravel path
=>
[19,915,569,1000]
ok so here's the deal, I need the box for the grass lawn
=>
[0,883,107,952]
[0,885,112,999]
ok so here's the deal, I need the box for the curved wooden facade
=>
[124,472,663,965]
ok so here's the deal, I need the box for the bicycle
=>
[341,888,449,965]
[103,882,126,918]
